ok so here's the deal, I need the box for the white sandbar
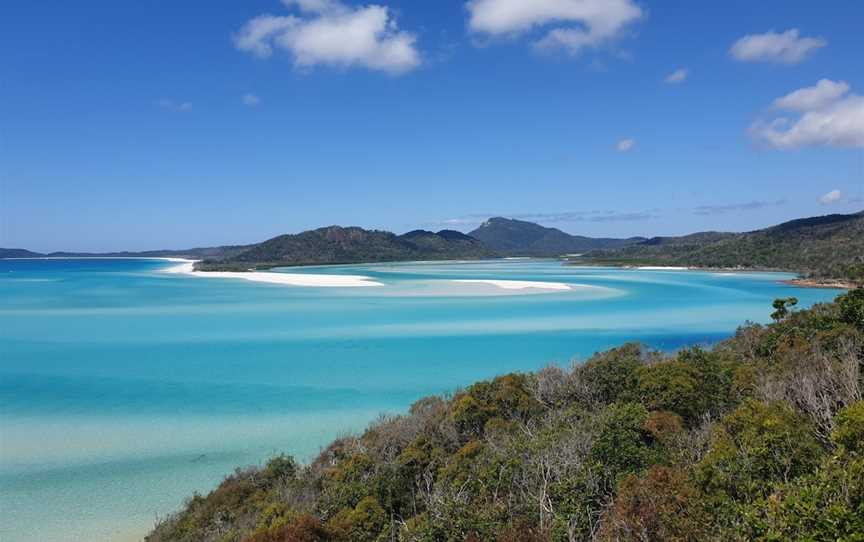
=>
[453,279,572,291]
[635,266,690,271]
[159,259,383,288]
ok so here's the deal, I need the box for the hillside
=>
[148,289,864,542]
[469,217,644,256]
[576,211,864,282]
[196,226,497,271]
[0,248,45,258]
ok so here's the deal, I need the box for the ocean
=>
[0,258,843,541]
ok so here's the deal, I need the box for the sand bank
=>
[160,259,383,287]
[453,279,572,291]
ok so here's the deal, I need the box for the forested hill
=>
[148,288,864,542]
[576,210,864,281]
[469,217,644,256]
[195,226,497,271]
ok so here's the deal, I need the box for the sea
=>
[0,258,844,541]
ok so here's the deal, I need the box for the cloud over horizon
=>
[664,68,688,84]
[750,79,864,150]
[234,0,421,74]
[466,0,642,55]
[616,138,635,152]
[730,29,826,64]
[819,189,842,205]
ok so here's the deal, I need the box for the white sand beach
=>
[160,259,383,287]
[453,279,572,291]
[635,266,690,271]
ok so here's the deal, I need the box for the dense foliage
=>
[196,227,496,271]
[469,217,643,257]
[149,289,864,542]
[578,211,864,281]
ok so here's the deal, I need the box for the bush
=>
[600,466,707,542]
[838,288,864,330]
[697,400,823,502]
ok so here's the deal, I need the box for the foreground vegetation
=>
[149,289,864,542]
[575,211,864,283]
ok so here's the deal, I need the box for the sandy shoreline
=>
[159,259,384,288]
[782,278,856,290]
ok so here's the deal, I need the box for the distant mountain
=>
[197,226,496,270]
[0,248,45,258]
[0,246,251,260]
[578,211,864,280]
[468,217,645,256]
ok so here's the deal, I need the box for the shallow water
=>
[0,258,843,541]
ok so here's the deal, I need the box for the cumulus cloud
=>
[750,79,864,150]
[616,138,635,152]
[819,189,842,205]
[773,79,849,112]
[730,29,825,64]
[234,0,420,74]
[664,68,688,84]
[466,0,643,55]
[242,93,261,107]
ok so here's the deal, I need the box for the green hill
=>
[196,226,496,271]
[0,248,45,258]
[469,217,644,256]
[576,211,864,281]
[147,289,864,542]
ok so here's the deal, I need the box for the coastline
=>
[782,278,857,290]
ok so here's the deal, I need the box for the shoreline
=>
[781,278,857,290]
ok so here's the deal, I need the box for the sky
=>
[1,0,863,252]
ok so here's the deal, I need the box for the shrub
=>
[696,400,823,502]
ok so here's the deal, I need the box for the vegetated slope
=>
[196,226,497,270]
[0,248,45,258]
[148,290,864,542]
[578,211,864,280]
[469,217,644,256]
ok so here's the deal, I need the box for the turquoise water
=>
[0,258,843,541]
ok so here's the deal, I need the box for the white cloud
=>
[616,138,635,152]
[157,99,192,112]
[664,68,688,84]
[820,190,842,205]
[234,0,420,74]
[730,29,825,64]
[242,93,261,107]
[466,0,643,55]
[751,80,864,150]
[773,79,849,112]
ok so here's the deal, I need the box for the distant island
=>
[570,210,864,285]
[147,288,864,542]
[3,210,863,285]
[194,227,497,271]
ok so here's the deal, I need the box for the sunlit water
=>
[0,258,843,541]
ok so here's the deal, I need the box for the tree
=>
[838,288,864,330]
[771,297,799,322]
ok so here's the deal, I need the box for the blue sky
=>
[2,0,863,252]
